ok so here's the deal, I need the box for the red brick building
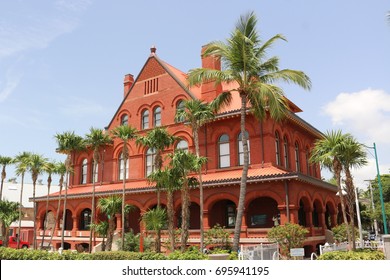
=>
[35,46,340,256]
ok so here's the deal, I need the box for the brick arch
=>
[74,202,92,217]
[204,192,238,211]
[296,190,312,211]
[112,142,136,158]
[245,190,284,208]
[37,205,57,221]
[172,131,193,148]
[171,94,189,108]
[324,198,337,214]
[136,104,151,117]
[312,193,325,212]
[117,109,132,121]
[150,100,164,110]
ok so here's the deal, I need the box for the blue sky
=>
[0,0,389,190]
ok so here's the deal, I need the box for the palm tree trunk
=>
[166,190,175,251]
[89,161,97,253]
[334,162,351,248]
[121,156,127,251]
[180,179,190,252]
[17,174,25,249]
[0,166,6,200]
[40,178,51,249]
[61,157,71,249]
[345,167,356,249]
[193,129,204,253]
[32,180,37,249]
[106,217,116,251]
[48,182,62,248]
[233,93,249,252]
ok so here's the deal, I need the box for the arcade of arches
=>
[36,182,340,254]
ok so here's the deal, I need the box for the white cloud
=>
[323,89,390,144]
[59,97,104,118]
[0,70,22,103]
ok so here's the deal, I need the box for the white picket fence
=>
[238,243,279,260]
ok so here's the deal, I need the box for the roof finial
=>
[150,45,156,55]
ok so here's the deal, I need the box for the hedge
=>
[318,249,385,260]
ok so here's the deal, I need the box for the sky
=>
[0,0,389,191]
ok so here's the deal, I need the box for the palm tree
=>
[148,167,181,251]
[136,127,177,206]
[136,127,177,252]
[40,160,57,249]
[54,131,85,250]
[26,153,48,249]
[89,221,108,251]
[170,150,207,251]
[141,207,167,252]
[0,156,13,200]
[175,99,217,252]
[310,130,352,247]
[0,199,20,247]
[97,195,133,251]
[14,151,31,249]
[187,11,311,251]
[85,127,113,253]
[341,134,367,249]
[110,124,137,250]
[48,161,67,248]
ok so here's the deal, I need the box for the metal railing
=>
[238,243,279,260]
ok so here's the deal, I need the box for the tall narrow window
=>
[176,140,188,151]
[219,134,230,168]
[176,100,185,122]
[226,204,236,228]
[153,106,161,127]
[275,132,281,165]
[121,114,128,126]
[142,110,149,130]
[295,142,301,172]
[146,148,156,176]
[81,159,88,184]
[118,152,129,180]
[283,136,289,169]
[238,131,250,166]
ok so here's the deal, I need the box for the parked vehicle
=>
[0,236,29,249]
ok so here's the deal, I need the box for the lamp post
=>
[354,186,363,248]
[365,143,388,235]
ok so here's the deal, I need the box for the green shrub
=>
[318,249,385,260]
[168,246,208,260]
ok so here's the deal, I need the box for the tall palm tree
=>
[54,131,85,250]
[89,221,108,251]
[85,127,113,253]
[0,156,13,200]
[170,150,207,251]
[40,160,57,249]
[110,124,138,250]
[148,167,181,251]
[97,195,133,251]
[48,161,67,248]
[0,199,20,247]
[136,127,177,253]
[187,11,311,251]
[14,151,31,249]
[341,134,368,249]
[175,99,218,252]
[310,130,352,247]
[26,153,48,249]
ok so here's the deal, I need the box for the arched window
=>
[79,209,91,230]
[141,110,149,130]
[121,114,128,126]
[81,159,88,184]
[275,131,281,165]
[295,141,301,172]
[176,100,185,122]
[118,152,129,180]
[283,136,289,169]
[238,131,250,166]
[153,106,161,127]
[218,134,230,168]
[146,148,156,176]
[176,140,188,151]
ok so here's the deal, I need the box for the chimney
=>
[200,45,222,101]
[123,74,134,97]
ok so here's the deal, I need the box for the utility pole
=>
[373,143,388,234]
[354,187,363,248]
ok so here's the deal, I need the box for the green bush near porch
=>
[318,249,385,260]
